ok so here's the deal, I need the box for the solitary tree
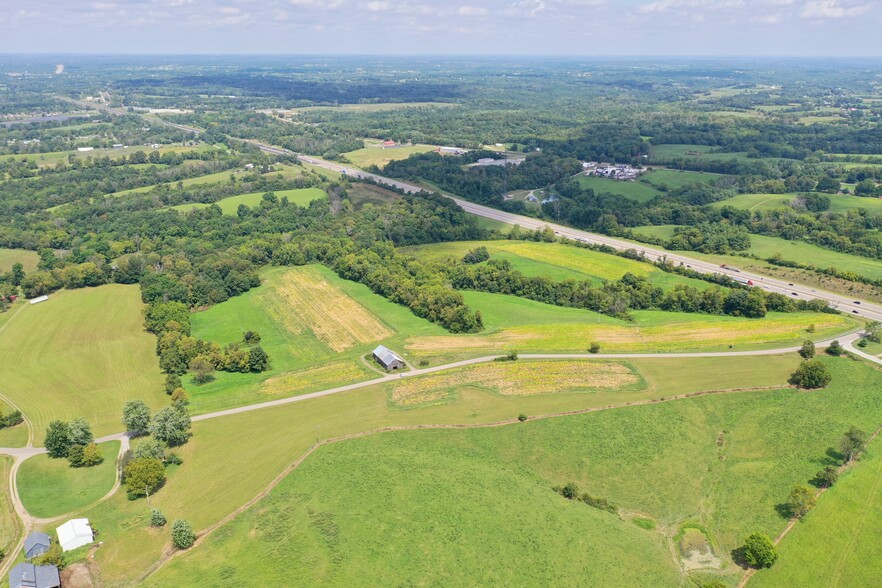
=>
[839,426,868,464]
[799,340,816,359]
[787,485,817,518]
[789,359,832,389]
[124,457,166,500]
[865,321,882,343]
[171,519,196,549]
[742,533,778,568]
[826,340,845,357]
[150,406,191,446]
[45,421,72,458]
[122,400,151,436]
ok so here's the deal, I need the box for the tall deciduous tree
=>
[122,400,152,436]
[840,426,868,464]
[149,406,191,446]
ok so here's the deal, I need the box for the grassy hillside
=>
[0,457,18,558]
[0,285,166,443]
[170,187,326,214]
[81,353,795,586]
[137,357,882,588]
[751,434,882,587]
[0,248,39,273]
[17,441,120,518]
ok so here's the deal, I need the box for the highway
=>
[265,147,882,323]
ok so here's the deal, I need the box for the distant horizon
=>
[1,1,880,57]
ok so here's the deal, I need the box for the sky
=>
[0,0,880,56]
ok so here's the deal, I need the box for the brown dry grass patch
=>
[261,360,368,395]
[261,268,393,352]
[391,360,640,407]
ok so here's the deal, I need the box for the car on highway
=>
[854,301,862,305]
[792,292,799,296]
[854,310,860,314]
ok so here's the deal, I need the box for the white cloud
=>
[363,1,391,11]
[458,5,489,16]
[800,0,869,19]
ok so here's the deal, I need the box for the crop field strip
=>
[390,360,642,407]
[261,267,394,353]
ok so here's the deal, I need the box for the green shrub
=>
[150,508,167,527]
[171,519,196,549]
[789,359,832,389]
[742,533,778,568]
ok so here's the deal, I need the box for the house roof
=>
[23,531,51,556]
[56,518,93,551]
[9,563,60,588]
[373,345,402,367]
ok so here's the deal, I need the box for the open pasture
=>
[342,141,439,169]
[7,142,218,168]
[575,175,661,202]
[641,168,723,190]
[171,187,326,214]
[137,357,882,587]
[649,144,756,163]
[0,247,39,273]
[112,163,304,198]
[0,285,166,443]
[17,441,120,519]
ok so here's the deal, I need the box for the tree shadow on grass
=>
[774,502,794,520]
[730,546,750,570]
[826,447,844,463]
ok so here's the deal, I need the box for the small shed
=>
[9,563,60,588]
[372,345,405,371]
[28,295,48,305]
[23,531,51,559]
[56,518,93,552]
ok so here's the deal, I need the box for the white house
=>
[56,518,94,552]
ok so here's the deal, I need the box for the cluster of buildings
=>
[582,162,646,181]
[8,519,94,588]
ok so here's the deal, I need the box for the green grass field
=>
[642,169,724,190]
[633,226,882,281]
[0,248,39,273]
[401,240,711,290]
[649,144,757,163]
[137,356,882,587]
[0,285,166,444]
[576,175,661,202]
[75,353,798,585]
[711,192,882,213]
[342,141,439,169]
[751,434,882,587]
[0,457,19,557]
[17,441,120,519]
[171,188,326,214]
[346,183,401,207]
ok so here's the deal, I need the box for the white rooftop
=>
[56,518,93,552]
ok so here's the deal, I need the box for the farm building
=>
[56,518,93,552]
[23,531,51,559]
[28,295,48,305]
[373,345,405,370]
[8,563,60,588]
[382,140,397,147]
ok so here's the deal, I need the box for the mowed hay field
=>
[139,357,882,588]
[0,457,18,557]
[186,265,446,412]
[575,175,661,202]
[0,248,39,272]
[171,187,326,214]
[342,141,439,169]
[401,240,711,290]
[403,291,854,363]
[0,285,166,443]
[17,441,120,518]
[82,354,794,586]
